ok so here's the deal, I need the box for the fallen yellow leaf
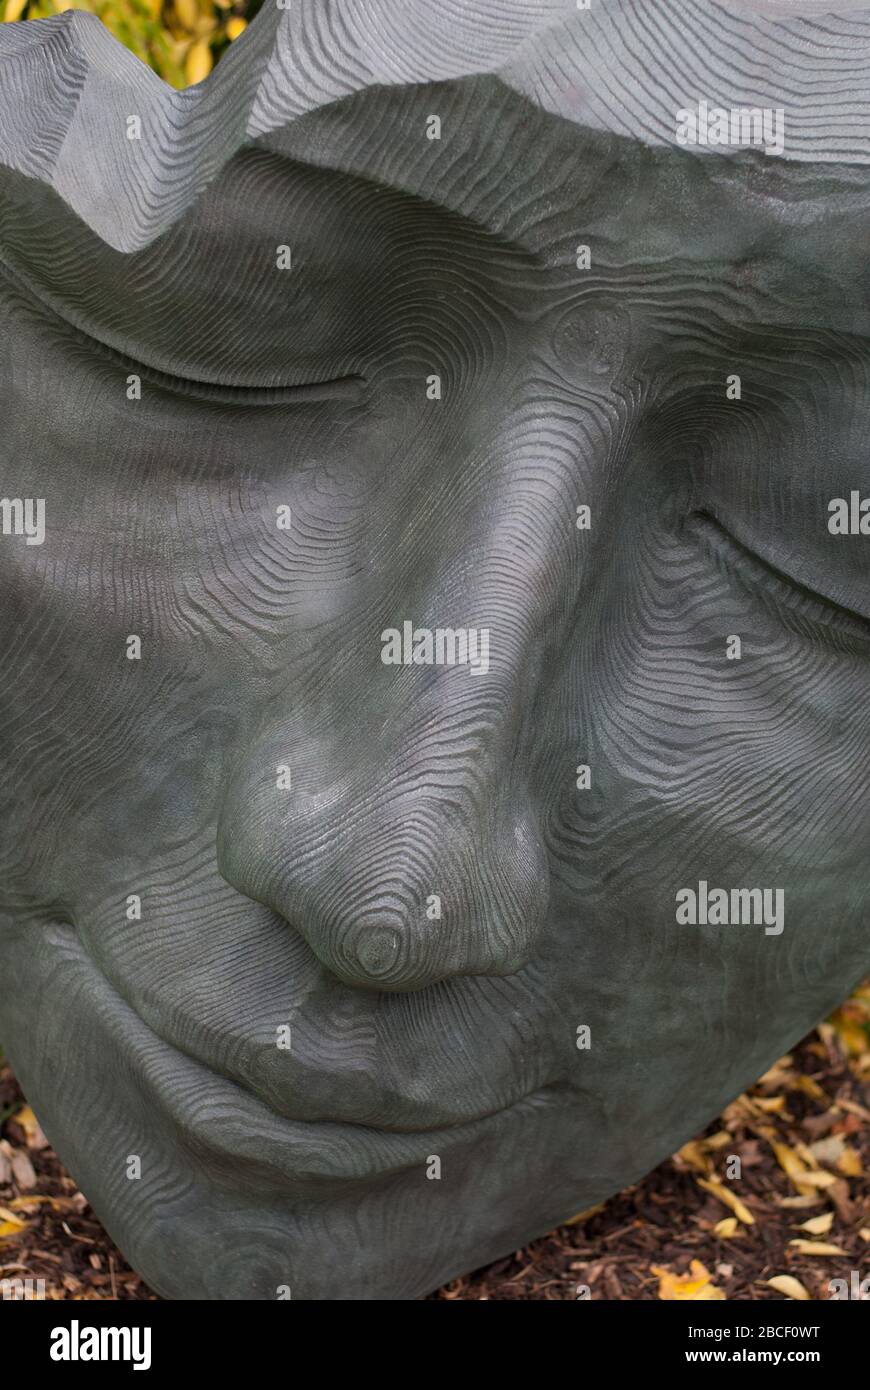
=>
[174,0,199,28]
[794,1140,821,1170]
[836,1147,863,1177]
[759,1056,793,1087]
[697,1176,755,1225]
[561,1203,605,1226]
[8,1194,74,1213]
[713,1217,738,1238]
[755,1096,788,1114]
[792,1075,827,1103]
[705,1131,733,1151]
[11,1105,40,1141]
[831,1020,868,1055]
[794,1170,838,1190]
[185,39,213,86]
[770,1141,816,1195]
[796,1213,834,1236]
[677,1140,711,1174]
[767,1275,811,1301]
[652,1260,726,1301]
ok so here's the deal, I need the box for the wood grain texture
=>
[0,0,868,1300]
[4,0,870,251]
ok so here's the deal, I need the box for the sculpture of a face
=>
[1,0,869,1299]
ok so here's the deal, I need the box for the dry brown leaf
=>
[825,1178,855,1225]
[9,1149,36,1191]
[808,1136,845,1167]
[837,1098,870,1122]
[802,1111,838,1141]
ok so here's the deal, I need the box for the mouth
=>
[41,920,567,1187]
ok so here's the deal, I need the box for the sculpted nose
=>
[216,723,549,993]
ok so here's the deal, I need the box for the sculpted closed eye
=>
[0,257,366,408]
[688,510,870,648]
[130,367,366,408]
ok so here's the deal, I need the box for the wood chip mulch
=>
[2,988,868,1302]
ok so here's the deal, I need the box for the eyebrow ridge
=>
[0,255,364,406]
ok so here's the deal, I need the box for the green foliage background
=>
[2,0,256,88]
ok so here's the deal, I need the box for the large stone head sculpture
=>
[0,0,868,1299]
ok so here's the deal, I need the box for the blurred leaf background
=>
[2,0,258,88]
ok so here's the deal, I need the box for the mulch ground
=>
[2,989,868,1302]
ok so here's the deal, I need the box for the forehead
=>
[1,81,586,385]
[3,50,870,392]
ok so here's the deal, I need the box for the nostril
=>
[352,925,402,981]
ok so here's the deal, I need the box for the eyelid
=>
[688,510,870,645]
[136,368,366,407]
[0,256,365,407]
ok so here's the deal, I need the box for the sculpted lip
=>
[46,923,561,1178]
[130,1004,563,1181]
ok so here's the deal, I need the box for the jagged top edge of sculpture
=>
[1,0,870,252]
